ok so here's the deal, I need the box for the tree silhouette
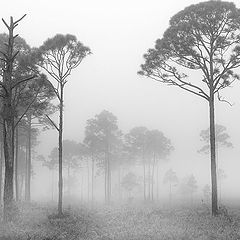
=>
[139,1,240,215]
[163,169,178,206]
[35,34,91,215]
[84,110,122,203]
[125,127,148,200]
[121,172,139,200]
[180,175,198,204]
[0,15,38,221]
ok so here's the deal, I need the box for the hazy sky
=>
[1,0,240,197]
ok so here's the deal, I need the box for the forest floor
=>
[0,202,240,240]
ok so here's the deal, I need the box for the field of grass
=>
[1,202,240,240]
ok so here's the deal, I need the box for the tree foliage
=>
[199,124,233,154]
[139,1,240,100]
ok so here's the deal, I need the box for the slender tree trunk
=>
[109,164,112,201]
[143,162,146,201]
[81,174,83,202]
[209,92,218,216]
[156,163,159,200]
[67,164,70,197]
[148,161,150,200]
[118,166,121,201]
[87,160,90,203]
[104,153,107,203]
[25,140,28,201]
[169,183,172,207]
[25,115,32,201]
[91,154,94,203]
[20,174,24,200]
[15,125,19,201]
[51,169,54,201]
[151,159,155,201]
[0,140,3,205]
[58,84,64,215]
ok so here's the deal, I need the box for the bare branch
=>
[11,74,37,89]
[13,14,26,26]
[45,114,59,132]
[217,91,234,106]
[1,18,9,29]
[14,85,42,128]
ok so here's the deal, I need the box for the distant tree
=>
[218,168,227,203]
[37,154,57,201]
[203,184,211,203]
[199,124,233,154]
[199,125,231,204]
[84,110,122,203]
[180,175,198,204]
[35,34,91,215]
[121,172,139,200]
[84,121,103,203]
[163,169,178,205]
[47,140,82,198]
[145,130,173,201]
[125,127,148,200]
[139,1,240,215]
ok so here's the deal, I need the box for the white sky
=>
[1,0,240,199]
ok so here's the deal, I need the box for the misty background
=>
[1,0,240,202]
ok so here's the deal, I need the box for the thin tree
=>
[125,127,148,201]
[84,110,122,203]
[145,129,173,201]
[35,34,91,215]
[139,1,240,215]
[163,169,178,206]
[180,174,198,205]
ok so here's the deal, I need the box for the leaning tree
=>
[35,34,91,215]
[139,1,240,216]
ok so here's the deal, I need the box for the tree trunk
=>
[0,140,3,205]
[3,17,16,222]
[151,159,155,201]
[143,162,146,201]
[118,166,121,201]
[67,163,70,197]
[51,169,54,201]
[91,154,94,203]
[15,125,19,201]
[58,84,64,215]
[169,183,172,207]
[3,118,15,221]
[104,153,107,203]
[25,139,28,201]
[148,161,150,200]
[87,160,90,202]
[209,93,218,215]
[25,114,32,201]
[156,163,159,200]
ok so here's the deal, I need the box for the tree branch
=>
[14,86,42,128]
[11,74,37,89]
[45,114,59,132]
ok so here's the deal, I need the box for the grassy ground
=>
[0,202,240,240]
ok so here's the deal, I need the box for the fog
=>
[0,0,238,200]
[1,1,240,237]
[7,0,236,203]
